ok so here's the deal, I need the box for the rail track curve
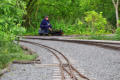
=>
[19,40,90,80]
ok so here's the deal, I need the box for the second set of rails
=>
[19,40,89,80]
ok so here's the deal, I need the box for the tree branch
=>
[117,0,119,6]
[112,0,116,7]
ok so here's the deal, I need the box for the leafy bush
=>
[0,0,26,41]
[51,20,85,35]
[0,0,35,70]
[0,31,15,41]
[115,27,120,40]
[11,27,26,36]
[85,11,107,34]
[27,11,110,35]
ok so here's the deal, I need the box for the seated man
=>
[39,16,52,35]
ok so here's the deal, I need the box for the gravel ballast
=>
[0,64,54,80]
[1,38,120,80]
[22,39,120,80]
[0,42,56,80]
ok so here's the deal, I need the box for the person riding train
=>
[39,16,52,35]
[39,16,63,36]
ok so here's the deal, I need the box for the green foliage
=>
[85,11,107,34]
[115,27,120,40]
[51,20,87,35]
[11,27,26,36]
[22,0,115,35]
[0,0,35,70]
[0,0,117,37]
[23,0,115,27]
[0,0,26,41]
[89,35,114,40]
[0,31,15,41]
[77,34,115,40]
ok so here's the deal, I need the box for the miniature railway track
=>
[22,36,120,51]
[19,40,89,80]
[19,36,120,80]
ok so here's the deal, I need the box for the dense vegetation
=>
[0,0,120,70]
[0,0,36,70]
[22,0,118,35]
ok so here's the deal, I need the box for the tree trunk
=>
[112,0,119,27]
[116,6,119,27]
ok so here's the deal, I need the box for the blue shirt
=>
[40,19,52,29]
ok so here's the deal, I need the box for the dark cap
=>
[45,16,49,18]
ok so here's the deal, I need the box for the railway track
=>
[19,36,120,80]
[19,40,90,80]
[22,36,120,51]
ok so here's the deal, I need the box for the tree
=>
[112,0,119,27]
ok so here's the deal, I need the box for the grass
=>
[76,34,120,41]
[88,35,115,40]
[0,42,36,70]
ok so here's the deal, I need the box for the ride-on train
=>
[39,29,63,36]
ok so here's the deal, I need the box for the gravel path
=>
[22,39,120,80]
[20,42,55,64]
[0,64,54,80]
[1,39,120,80]
[0,42,56,80]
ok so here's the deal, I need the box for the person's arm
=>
[49,27,52,31]
[48,24,52,31]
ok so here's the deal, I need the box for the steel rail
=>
[22,37,120,51]
[19,40,89,80]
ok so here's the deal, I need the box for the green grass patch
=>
[89,35,115,40]
[76,34,117,41]
[0,42,36,70]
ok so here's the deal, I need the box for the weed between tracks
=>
[0,42,36,70]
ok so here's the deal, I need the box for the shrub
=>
[11,27,26,36]
[0,0,35,70]
[0,0,26,41]
[115,27,120,40]
[84,11,107,34]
